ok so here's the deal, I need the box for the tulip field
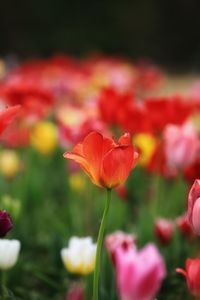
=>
[0,55,200,299]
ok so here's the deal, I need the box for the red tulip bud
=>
[154,218,174,245]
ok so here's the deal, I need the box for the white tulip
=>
[0,239,21,270]
[61,236,97,275]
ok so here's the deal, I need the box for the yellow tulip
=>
[61,237,96,275]
[31,121,57,155]
[133,133,156,166]
[0,150,20,179]
[68,172,86,192]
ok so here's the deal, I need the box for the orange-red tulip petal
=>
[64,131,138,189]
[0,105,21,135]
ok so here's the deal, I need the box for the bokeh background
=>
[1,2,200,300]
[2,0,200,71]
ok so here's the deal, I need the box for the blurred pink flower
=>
[105,231,136,263]
[115,243,166,300]
[187,179,200,235]
[65,283,85,300]
[164,123,199,172]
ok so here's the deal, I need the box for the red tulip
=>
[0,105,20,135]
[154,218,174,245]
[177,258,200,297]
[144,96,199,134]
[184,157,200,184]
[176,214,193,238]
[0,210,13,237]
[98,87,133,126]
[64,132,138,189]
[0,80,53,121]
[187,179,200,235]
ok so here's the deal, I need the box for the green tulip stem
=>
[93,188,112,300]
[1,271,7,299]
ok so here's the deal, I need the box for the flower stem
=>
[1,271,6,299]
[93,188,112,300]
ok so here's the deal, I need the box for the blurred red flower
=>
[0,80,54,121]
[177,258,200,297]
[144,96,199,133]
[176,214,193,239]
[98,87,134,126]
[154,218,174,245]
[184,158,200,184]
[0,210,13,237]
[0,105,20,135]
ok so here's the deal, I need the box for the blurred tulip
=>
[0,80,54,121]
[177,258,200,297]
[133,133,156,166]
[0,150,20,179]
[30,121,57,155]
[98,87,134,126]
[154,218,174,245]
[61,237,96,275]
[0,125,30,148]
[68,172,86,192]
[65,283,85,300]
[144,96,199,134]
[105,231,136,263]
[184,157,200,184]
[0,211,13,237]
[187,179,200,235]
[64,131,138,189]
[115,185,128,200]
[115,243,166,300]
[136,62,164,92]
[0,239,20,270]
[176,214,193,238]
[0,105,20,135]
[164,123,199,171]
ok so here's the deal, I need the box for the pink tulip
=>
[115,243,166,300]
[105,231,136,264]
[164,123,199,171]
[187,179,200,235]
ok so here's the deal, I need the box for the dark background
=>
[1,0,200,71]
